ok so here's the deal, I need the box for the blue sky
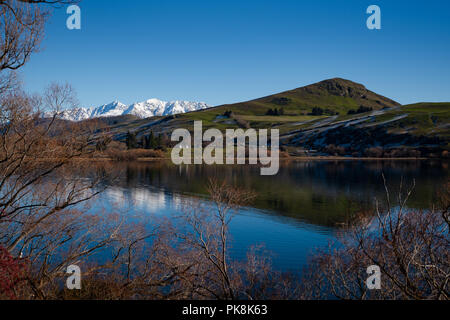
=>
[21,0,450,107]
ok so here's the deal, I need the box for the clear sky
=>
[21,0,450,108]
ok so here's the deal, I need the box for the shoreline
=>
[77,156,447,162]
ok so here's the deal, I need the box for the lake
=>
[88,159,449,272]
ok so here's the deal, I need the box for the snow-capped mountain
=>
[49,99,211,121]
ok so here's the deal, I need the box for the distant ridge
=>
[46,99,211,121]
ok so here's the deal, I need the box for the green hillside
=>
[372,103,450,137]
[224,77,399,115]
[179,78,400,127]
[96,79,449,157]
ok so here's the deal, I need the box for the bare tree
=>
[0,0,158,300]
[0,0,45,72]
[0,82,124,299]
[301,177,449,300]
[0,0,77,95]
[172,179,255,299]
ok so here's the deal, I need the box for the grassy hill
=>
[176,78,400,130]
[222,77,399,115]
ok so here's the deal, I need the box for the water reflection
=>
[100,160,449,226]
[85,160,448,271]
[105,186,185,214]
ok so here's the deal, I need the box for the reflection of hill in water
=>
[96,160,448,227]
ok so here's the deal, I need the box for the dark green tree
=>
[310,107,324,116]
[144,135,150,149]
[149,131,158,149]
[126,131,137,149]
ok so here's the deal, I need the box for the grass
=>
[367,103,450,137]
[239,115,323,122]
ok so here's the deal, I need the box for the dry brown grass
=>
[106,148,166,161]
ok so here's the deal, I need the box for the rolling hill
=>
[217,77,400,115]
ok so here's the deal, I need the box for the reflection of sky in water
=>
[105,187,182,214]
[89,185,336,272]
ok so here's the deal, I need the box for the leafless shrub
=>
[365,147,384,158]
[384,148,422,158]
[300,177,449,300]
[46,180,301,300]
[324,144,346,156]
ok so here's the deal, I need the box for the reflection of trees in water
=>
[89,160,448,227]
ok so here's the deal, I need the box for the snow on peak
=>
[49,98,211,121]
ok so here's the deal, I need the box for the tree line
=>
[126,131,169,150]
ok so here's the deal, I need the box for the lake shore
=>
[79,155,436,162]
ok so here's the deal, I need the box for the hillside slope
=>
[96,79,449,157]
[224,77,400,116]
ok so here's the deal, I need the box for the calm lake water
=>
[88,160,449,272]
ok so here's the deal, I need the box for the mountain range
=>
[50,99,211,121]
